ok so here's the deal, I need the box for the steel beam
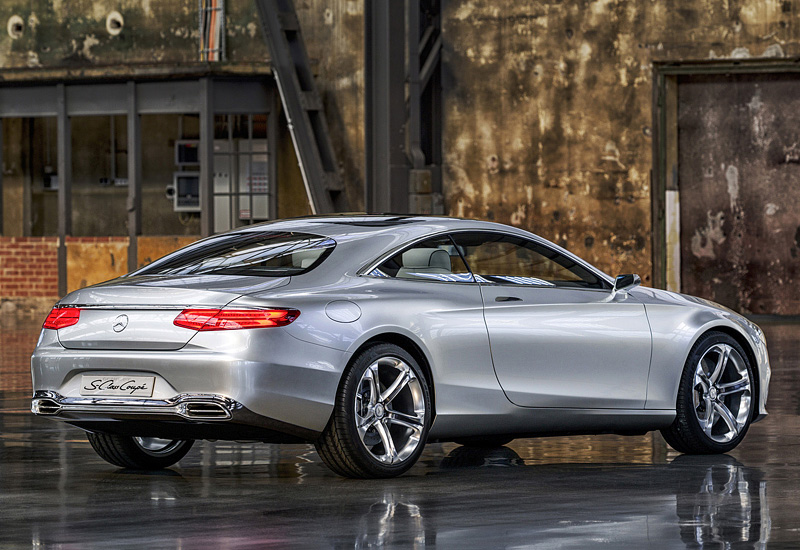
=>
[56,84,71,296]
[127,81,141,272]
[0,118,3,235]
[199,77,215,237]
[365,0,407,213]
[268,90,279,220]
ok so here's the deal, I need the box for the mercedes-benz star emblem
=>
[112,314,129,333]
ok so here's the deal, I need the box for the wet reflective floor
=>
[2,319,800,548]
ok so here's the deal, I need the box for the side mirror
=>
[613,274,641,293]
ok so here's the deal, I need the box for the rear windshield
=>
[132,232,336,277]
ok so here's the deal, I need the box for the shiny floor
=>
[2,320,799,549]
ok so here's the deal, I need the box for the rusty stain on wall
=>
[66,238,128,292]
[136,236,198,268]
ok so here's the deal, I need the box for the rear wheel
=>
[315,343,431,478]
[87,433,194,469]
[661,332,755,454]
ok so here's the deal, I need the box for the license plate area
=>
[80,375,156,397]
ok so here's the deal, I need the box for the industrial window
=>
[212,114,272,233]
[71,115,129,236]
[1,117,58,237]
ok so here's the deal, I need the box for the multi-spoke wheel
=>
[661,332,755,454]
[315,343,431,478]
[87,432,194,469]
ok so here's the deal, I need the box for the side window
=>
[369,236,474,283]
[451,232,608,289]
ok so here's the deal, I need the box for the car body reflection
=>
[337,450,770,549]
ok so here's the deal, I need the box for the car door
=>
[451,231,652,409]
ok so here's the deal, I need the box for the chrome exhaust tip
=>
[31,398,61,415]
[182,401,231,420]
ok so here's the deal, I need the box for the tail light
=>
[173,308,300,331]
[43,307,81,330]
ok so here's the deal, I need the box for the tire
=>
[87,433,194,469]
[315,343,432,478]
[453,436,514,448]
[661,332,755,454]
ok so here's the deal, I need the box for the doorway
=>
[654,65,800,316]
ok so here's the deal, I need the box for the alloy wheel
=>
[692,343,752,444]
[354,356,426,464]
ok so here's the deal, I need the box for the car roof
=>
[216,214,613,285]
[234,214,520,239]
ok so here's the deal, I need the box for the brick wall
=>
[0,237,59,300]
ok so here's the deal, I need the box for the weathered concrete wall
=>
[0,0,266,68]
[442,0,800,281]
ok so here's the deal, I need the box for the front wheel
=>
[87,433,194,469]
[315,343,432,478]
[661,332,755,454]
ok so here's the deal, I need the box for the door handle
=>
[495,296,522,302]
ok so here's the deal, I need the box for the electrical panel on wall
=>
[173,172,201,212]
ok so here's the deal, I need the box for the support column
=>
[200,78,215,237]
[365,0,408,214]
[0,118,3,235]
[56,84,71,296]
[268,86,279,220]
[127,81,142,272]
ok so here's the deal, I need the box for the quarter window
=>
[451,232,607,289]
[369,236,474,283]
[132,231,335,277]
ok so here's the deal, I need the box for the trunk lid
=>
[56,275,290,350]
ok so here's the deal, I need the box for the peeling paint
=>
[762,44,784,57]
[725,164,739,211]
[690,211,726,259]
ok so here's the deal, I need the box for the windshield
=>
[132,232,336,277]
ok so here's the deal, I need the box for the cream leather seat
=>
[397,248,451,279]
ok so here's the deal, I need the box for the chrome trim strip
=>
[31,390,238,421]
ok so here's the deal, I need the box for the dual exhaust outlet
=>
[31,392,234,421]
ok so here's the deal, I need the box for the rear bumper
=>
[31,327,351,434]
[31,390,321,442]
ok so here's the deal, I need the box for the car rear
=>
[30,230,347,442]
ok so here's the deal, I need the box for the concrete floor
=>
[1,320,798,549]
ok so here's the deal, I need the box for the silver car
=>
[31,216,770,478]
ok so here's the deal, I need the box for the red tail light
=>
[173,309,300,331]
[43,307,81,330]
